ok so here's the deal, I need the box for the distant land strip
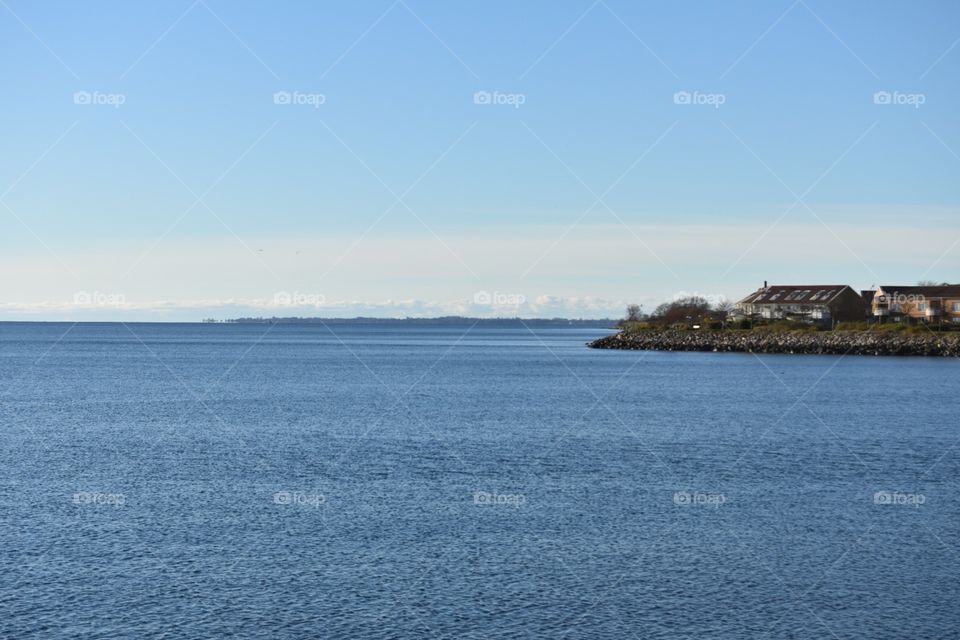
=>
[221,316,618,327]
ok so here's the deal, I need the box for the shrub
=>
[621,321,660,333]
[752,321,825,334]
[753,321,798,333]
[875,322,906,332]
[835,322,871,332]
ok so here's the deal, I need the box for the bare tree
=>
[713,300,735,328]
[714,300,734,314]
[625,304,643,322]
[649,296,711,326]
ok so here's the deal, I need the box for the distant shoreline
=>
[220,316,618,327]
[590,329,960,357]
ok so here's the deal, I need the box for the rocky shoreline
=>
[589,329,960,357]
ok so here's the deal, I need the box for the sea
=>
[1,321,958,639]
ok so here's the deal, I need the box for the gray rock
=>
[589,330,960,357]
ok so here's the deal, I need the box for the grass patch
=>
[619,321,662,333]
[750,321,821,334]
[835,322,872,331]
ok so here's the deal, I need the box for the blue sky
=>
[1,0,958,319]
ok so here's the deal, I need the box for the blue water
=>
[1,322,958,639]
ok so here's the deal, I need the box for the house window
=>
[953,302,960,312]
[918,302,927,312]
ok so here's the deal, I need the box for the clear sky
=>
[2,0,958,319]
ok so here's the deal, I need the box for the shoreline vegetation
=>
[589,292,960,357]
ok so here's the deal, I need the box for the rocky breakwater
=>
[589,330,960,357]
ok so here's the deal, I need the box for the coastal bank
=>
[589,329,960,357]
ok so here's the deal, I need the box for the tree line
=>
[623,296,735,328]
